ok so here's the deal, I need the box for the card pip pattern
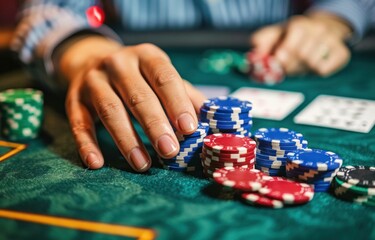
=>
[294,95,375,133]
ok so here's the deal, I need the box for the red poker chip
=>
[213,167,264,191]
[258,177,314,204]
[202,148,255,158]
[203,133,256,153]
[203,164,254,173]
[202,158,254,168]
[201,153,255,163]
[241,192,284,208]
[202,154,255,163]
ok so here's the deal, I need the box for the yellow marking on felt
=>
[0,140,27,162]
[0,209,156,240]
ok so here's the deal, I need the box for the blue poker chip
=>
[311,185,331,192]
[161,165,196,172]
[179,138,204,148]
[202,96,252,113]
[256,148,296,157]
[255,152,287,161]
[255,165,286,172]
[256,158,285,167]
[207,123,252,130]
[255,162,285,170]
[287,149,343,171]
[257,140,308,150]
[201,118,252,126]
[200,108,252,120]
[256,149,289,158]
[175,122,209,139]
[257,142,307,151]
[254,128,304,146]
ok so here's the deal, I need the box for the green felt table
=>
[1,48,375,240]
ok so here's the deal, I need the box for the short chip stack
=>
[211,166,314,208]
[200,96,253,137]
[254,128,307,177]
[286,149,343,192]
[247,51,284,85]
[332,166,375,206]
[0,88,44,141]
[201,133,256,179]
[158,122,209,172]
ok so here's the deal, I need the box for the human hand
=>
[59,37,205,172]
[250,13,352,76]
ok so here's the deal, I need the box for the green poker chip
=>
[0,88,44,141]
[334,177,375,196]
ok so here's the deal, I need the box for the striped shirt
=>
[11,0,375,88]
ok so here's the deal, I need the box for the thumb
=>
[250,25,284,55]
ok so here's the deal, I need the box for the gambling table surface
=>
[1,48,375,240]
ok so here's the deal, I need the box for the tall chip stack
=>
[253,128,307,176]
[201,133,256,179]
[332,166,375,206]
[199,96,253,137]
[0,88,44,141]
[286,149,343,192]
[158,122,209,172]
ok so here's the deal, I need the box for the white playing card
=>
[230,87,304,120]
[195,85,231,99]
[294,95,375,133]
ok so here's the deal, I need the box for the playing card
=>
[294,95,375,133]
[195,85,231,99]
[230,87,304,120]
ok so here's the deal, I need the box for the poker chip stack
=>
[211,166,315,208]
[0,88,44,141]
[332,166,375,206]
[254,128,308,177]
[201,133,256,179]
[158,122,209,172]
[247,51,284,85]
[286,149,343,192]
[200,96,253,137]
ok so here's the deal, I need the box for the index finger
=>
[136,44,198,135]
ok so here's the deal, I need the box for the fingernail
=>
[86,152,99,168]
[178,113,196,133]
[157,134,177,157]
[129,147,150,171]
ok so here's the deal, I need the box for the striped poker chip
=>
[203,148,255,159]
[254,128,304,146]
[242,192,284,208]
[258,177,314,204]
[286,149,343,171]
[213,167,264,191]
[336,166,375,188]
[202,96,253,114]
[203,133,256,153]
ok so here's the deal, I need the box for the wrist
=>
[57,36,121,81]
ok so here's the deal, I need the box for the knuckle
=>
[151,64,178,87]
[102,51,124,69]
[314,22,328,35]
[143,118,166,136]
[71,121,92,139]
[96,99,123,120]
[128,91,155,109]
[137,43,159,51]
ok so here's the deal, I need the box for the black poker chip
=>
[336,166,375,188]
